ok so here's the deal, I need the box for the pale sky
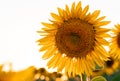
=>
[0,0,120,72]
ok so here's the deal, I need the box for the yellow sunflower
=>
[104,56,119,75]
[37,1,110,76]
[0,64,14,81]
[11,66,36,81]
[110,24,120,60]
[91,69,104,77]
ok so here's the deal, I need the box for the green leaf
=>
[91,76,107,81]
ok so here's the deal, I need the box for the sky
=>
[0,0,120,72]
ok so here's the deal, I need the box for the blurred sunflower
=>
[38,68,48,76]
[37,1,110,76]
[11,66,36,81]
[0,64,14,81]
[104,57,119,75]
[91,69,104,77]
[110,24,120,60]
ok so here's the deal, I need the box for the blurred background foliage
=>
[0,62,120,81]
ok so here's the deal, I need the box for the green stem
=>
[81,74,91,81]
[81,74,86,81]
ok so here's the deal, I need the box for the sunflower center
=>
[106,58,114,67]
[55,19,95,58]
[117,33,120,48]
[68,33,81,45]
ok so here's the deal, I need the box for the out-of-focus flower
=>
[104,57,119,75]
[91,69,104,77]
[37,1,110,76]
[11,66,36,81]
[110,24,120,60]
[0,64,14,81]
[48,72,62,81]
[38,68,49,76]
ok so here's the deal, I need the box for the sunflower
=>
[11,66,36,81]
[91,69,104,77]
[0,64,15,81]
[37,1,110,76]
[104,56,119,75]
[110,24,120,60]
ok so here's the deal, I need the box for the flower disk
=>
[55,19,95,58]
[110,24,120,60]
[37,1,110,76]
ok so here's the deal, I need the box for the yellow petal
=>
[57,56,66,72]
[47,53,61,68]
[51,13,62,22]
[37,30,51,36]
[68,59,73,76]
[83,58,92,76]
[96,33,110,37]
[110,48,117,55]
[96,37,109,45]
[53,54,63,68]
[80,5,89,19]
[37,37,54,45]
[94,21,110,27]
[37,36,53,43]
[62,10,68,20]
[95,28,110,33]
[72,60,76,77]
[65,4,70,16]
[90,10,100,20]
[77,58,83,76]
[65,58,71,74]
[94,44,108,60]
[75,1,82,17]
[84,13,91,21]
[71,2,75,17]
[57,7,63,17]
[81,58,89,75]
[42,46,56,59]
[91,51,104,66]
[95,16,106,22]
[76,1,82,11]
[41,22,56,29]
[40,42,54,51]
[86,55,95,69]
[49,53,62,68]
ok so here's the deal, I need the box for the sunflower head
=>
[110,24,120,60]
[37,1,110,77]
[104,57,119,75]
